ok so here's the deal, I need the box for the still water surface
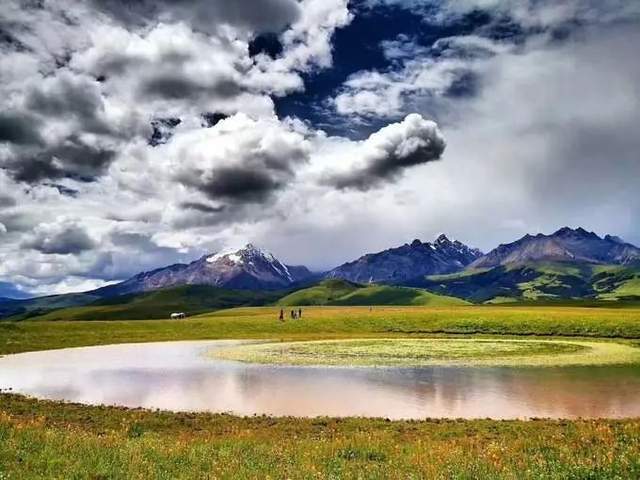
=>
[1,340,639,419]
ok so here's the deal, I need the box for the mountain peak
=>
[206,243,276,264]
[435,234,451,245]
[472,227,640,269]
[104,242,312,295]
[553,226,599,239]
[327,235,482,283]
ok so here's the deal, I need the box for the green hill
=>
[277,279,361,305]
[13,286,280,321]
[278,279,469,306]
[411,262,640,304]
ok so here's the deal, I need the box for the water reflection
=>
[1,340,639,419]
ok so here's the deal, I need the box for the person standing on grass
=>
[279,309,284,321]
[298,308,302,319]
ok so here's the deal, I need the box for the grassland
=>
[7,285,280,321]
[414,262,640,303]
[1,394,639,479]
[3,305,640,478]
[4,305,640,355]
[278,279,469,307]
[210,338,640,367]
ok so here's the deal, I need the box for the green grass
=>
[595,270,640,301]
[416,262,640,303]
[210,338,640,367]
[9,285,281,321]
[277,279,361,305]
[4,305,640,356]
[278,280,469,307]
[1,394,640,479]
[3,305,640,478]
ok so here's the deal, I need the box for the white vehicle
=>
[170,312,186,320]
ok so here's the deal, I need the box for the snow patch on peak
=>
[207,246,241,263]
[207,243,280,266]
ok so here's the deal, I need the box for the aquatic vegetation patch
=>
[210,338,640,367]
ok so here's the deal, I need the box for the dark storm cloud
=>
[180,202,226,214]
[0,195,17,208]
[6,136,116,183]
[90,0,301,35]
[24,73,112,135]
[22,224,96,255]
[0,26,29,52]
[189,166,283,203]
[140,75,242,101]
[0,112,43,146]
[327,113,446,190]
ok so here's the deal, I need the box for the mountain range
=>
[470,227,640,268]
[1,227,639,319]
[326,234,483,284]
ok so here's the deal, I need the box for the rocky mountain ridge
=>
[326,234,483,284]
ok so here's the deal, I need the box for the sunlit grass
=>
[1,394,640,479]
[210,338,640,367]
[3,305,640,356]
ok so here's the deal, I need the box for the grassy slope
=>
[2,394,639,479]
[277,279,361,305]
[9,285,281,321]
[3,305,640,355]
[332,285,469,306]
[278,279,469,307]
[415,262,640,303]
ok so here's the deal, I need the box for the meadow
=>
[3,305,640,355]
[2,393,640,479]
[209,337,640,367]
[2,305,640,478]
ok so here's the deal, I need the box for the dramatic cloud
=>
[0,112,43,145]
[332,35,511,119]
[89,0,302,35]
[0,0,638,294]
[22,221,96,255]
[164,114,311,203]
[325,114,446,190]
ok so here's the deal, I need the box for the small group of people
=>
[279,308,302,321]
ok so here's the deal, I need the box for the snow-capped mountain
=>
[326,234,483,284]
[99,244,313,295]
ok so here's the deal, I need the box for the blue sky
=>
[0,0,639,295]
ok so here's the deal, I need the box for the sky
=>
[0,0,639,296]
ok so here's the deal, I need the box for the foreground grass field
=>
[1,394,640,479]
[2,305,640,478]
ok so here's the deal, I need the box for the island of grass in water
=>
[210,338,640,367]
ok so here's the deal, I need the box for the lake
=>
[1,340,639,419]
